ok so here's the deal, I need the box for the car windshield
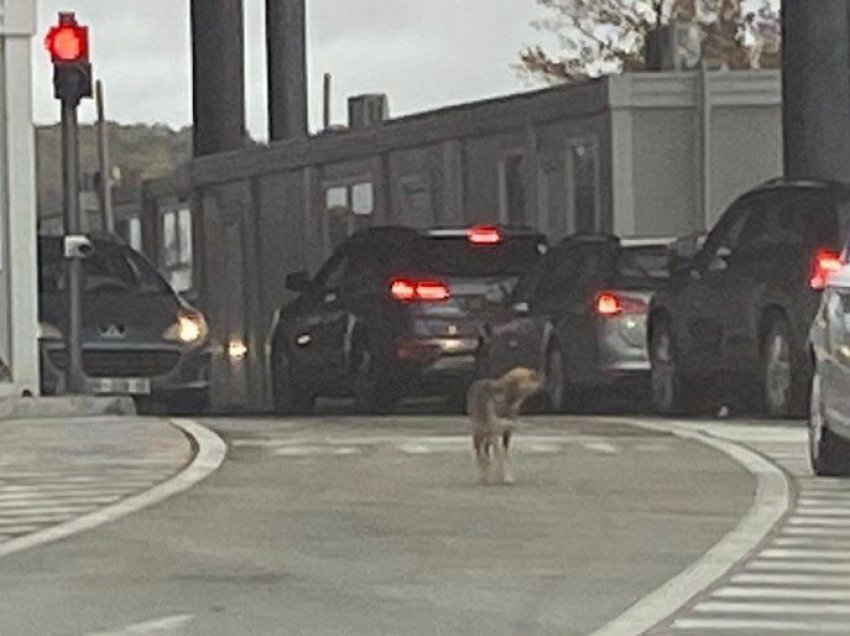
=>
[38,240,170,295]
[414,236,545,278]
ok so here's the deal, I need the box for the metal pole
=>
[323,73,331,130]
[61,100,86,393]
[95,80,114,234]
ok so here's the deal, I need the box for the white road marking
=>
[788,517,850,527]
[0,419,226,561]
[272,446,361,457]
[582,442,618,455]
[86,614,194,635]
[760,548,850,560]
[773,536,850,547]
[783,526,850,537]
[694,600,850,615]
[672,617,850,632]
[585,419,790,636]
[795,508,850,517]
[732,573,850,586]
[749,560,850,573]
[713,586,850,601]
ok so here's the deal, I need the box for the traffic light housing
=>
[46,13,93,105]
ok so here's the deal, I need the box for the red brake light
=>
[467,226,502,245]
[811,250,843,290]
[596,292,623,316]
[390,278,451,302]
[595,292,648,317]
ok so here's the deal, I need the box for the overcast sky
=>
[33,0,548,140]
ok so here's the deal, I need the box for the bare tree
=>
[520,0,780,84]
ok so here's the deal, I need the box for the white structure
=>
[0,0,39,396]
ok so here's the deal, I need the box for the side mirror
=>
[513,301,530,316]
[286,271,311,292]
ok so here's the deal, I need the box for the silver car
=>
[809,260,850,476]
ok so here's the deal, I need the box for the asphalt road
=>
[0,415,755,636]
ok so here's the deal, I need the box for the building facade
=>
[0,0,39,397]
[141,70,782,412]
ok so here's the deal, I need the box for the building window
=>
[324,180,374,250]
[500,154,527,225]
[571,142,599,233]
[160,205,193,293]
[116,217,142,251]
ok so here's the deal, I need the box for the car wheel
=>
[761,319,807,418]
[545,344,575,413]
[352,348,397,415]
[650,319,691,416]
[272,349,314,416]
[809,372,850,477]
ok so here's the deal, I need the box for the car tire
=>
[352,347,397,415]
[809,372,850,477]
[272,348,314,416]
[545,344,576,413]
[761,318,808,419]
[649,319,692,416]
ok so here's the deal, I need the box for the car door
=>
[290,249,351,382]
[678,201,751,376]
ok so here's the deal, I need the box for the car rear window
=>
[414,236,546,277]
[616,246,670,286]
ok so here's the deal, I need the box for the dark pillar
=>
[783,0,850,181]
[191,0,246,157]
[266,0,308,141]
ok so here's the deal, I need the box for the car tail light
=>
[467,225,502,245]
[390,278,451,303]
[811,250,843,290]
[595,292,647,317]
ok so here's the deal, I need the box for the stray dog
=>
[466,368,544,485]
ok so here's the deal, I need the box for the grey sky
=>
[33,1,548,139]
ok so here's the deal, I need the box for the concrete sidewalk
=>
[0,415,193,545]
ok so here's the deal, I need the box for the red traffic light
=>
[45,15,89,63]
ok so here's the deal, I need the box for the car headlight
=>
[37,322,63,340]
[164,312,209,345]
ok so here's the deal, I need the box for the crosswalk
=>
[653,423,850,635]
[231,433,677,458]
[0,417,191,546]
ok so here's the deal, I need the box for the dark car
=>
[268,225,548,414]
[649,179,850,418]
[476,234,672,411]
[38,235,211,412]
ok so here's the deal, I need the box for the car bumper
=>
[394,337,479,394]
[39,340,212,398]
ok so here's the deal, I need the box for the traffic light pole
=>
[61,98,86,393]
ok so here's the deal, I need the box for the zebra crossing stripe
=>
[760,548,850,560]
[713,586,850,601]
[694,600,850,614]
[672,617,850,632]
[748,560,850,573]
[783,526,850,537]
[731,572,850,586]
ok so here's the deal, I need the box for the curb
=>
[0,418,226,560]
[0,396,137,421]
[586,418,792,636]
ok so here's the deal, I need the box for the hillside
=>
[36,123,191,217]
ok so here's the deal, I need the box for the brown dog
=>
[466,368,544,485]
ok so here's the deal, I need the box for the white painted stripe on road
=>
[272,446,361,457]
[795,508,850,517]
[0,419,226,560]
[694,600,850,614]
[0,496,120,509]
[672,617,850,632]
[0,504,98,516]
[713,586,850,601]
[0,490,140,502]
[783,526,850,537]
[749,560,850,573]
[583,442,618,455]
[86,614,194,635]
[788,517,850,527]
[773,536,850,547]
[0,514,73,525]
[732,573,850,586]
[585,419,790,636]
[761,548,850,560]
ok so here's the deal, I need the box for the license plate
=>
[88,377,151,396]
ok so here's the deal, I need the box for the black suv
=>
[269,225,547,413]
[649,179,850,418]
